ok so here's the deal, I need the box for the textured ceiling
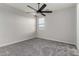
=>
[7,3,76,12]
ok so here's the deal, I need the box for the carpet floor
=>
[0,38,77,56]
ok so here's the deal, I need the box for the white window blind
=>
[38,17,45,30]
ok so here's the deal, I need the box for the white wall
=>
[0,4,35,47]
[77,4,79,49]
[37,6,76,45]
[0,4,76,47]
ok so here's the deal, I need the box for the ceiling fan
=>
[27,3,53,16]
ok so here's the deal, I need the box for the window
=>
[38,17,45,30]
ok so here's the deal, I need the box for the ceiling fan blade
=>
[38,11,46,16]
[37,4,46,12]
[41,13,46,16]
[41,11,52,13]
[27,5,37,11]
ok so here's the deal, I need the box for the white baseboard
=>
[0,37,34,48]
[37,36,76,46]
[0,36,76,48]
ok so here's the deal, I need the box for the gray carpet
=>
[0,38,77,56]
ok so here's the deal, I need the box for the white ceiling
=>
[6,3,76,12]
